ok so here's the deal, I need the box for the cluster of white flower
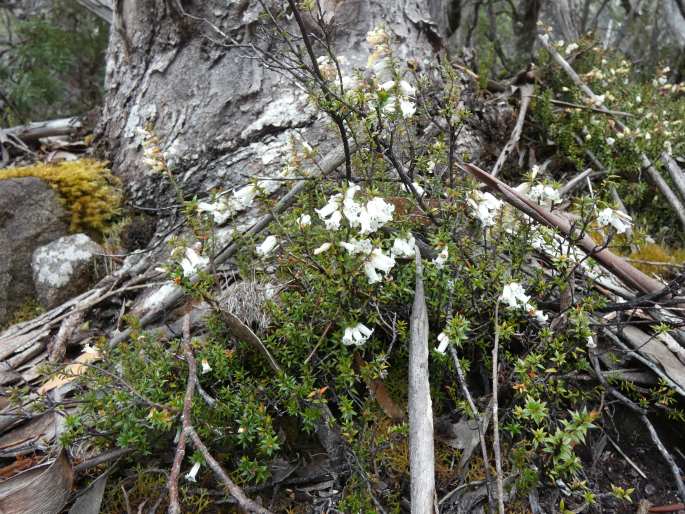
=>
[366,25,390,76]
[136,126,166,173]
[379,79,417,118]
[528,184,561,206]
[433,247,449,269]
[342,322,374,346]
[198,166,295,225]
[596,207,632,234]
[468,191,503,227]
[315,183,395,233]
[500,282,548,323]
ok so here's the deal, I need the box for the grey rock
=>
[32,234,105,309]
[0,177,69,325]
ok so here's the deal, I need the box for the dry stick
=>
[460,161,663,295]
[185,427,274,514]
[168,315,195,514]
[492,83,534,177]
[662,152,685,202]
[447,346,494,511]
[537,34,685,230]
[408,249,436,514]
[110,144,354,347]
[490,302,505,514]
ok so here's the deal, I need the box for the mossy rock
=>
[0,159,122,236]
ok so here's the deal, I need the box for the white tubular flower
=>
[340,238,373,256]
[342,183,363,227]
[468,191,502,227]
[606,137,615,146]
[363,248,396,284]
[342,323,374,346]
[433,247,448,269]
[315,194,343,230]
[298,214,311,228]
[500,282,531,310]
[185,462,201,482]
[323,209,342,230]
[359,197,395,234]
[436,332,450,354]
[256,235,278,257]
[391,235,416,258]
[533,310,549,324]
[313,242,332,255]
[180,247,209,277]
[399,99,416,118]
[597,208,632,234]
[201,359,212,375]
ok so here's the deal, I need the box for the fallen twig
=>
[185,426,273,514]
[492,83,534,177]
[168,315,195,514]
[408,248,436,513]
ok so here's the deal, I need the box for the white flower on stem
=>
[201,359,212,375]
[468,191,502,227]
[565,42,579,55]
[380,80,415,96]
[342,323,374,346]
[606,137,615,146]
[256,235,278,257]
[391,235,416,258]
[180,247,209,277]
[313,242,332,255]
[185,462,201,482]
[363,248,396,284]
[298,214,311,228]
[359,197,395,234]
[597,208,632,234]
[529,184,561,206]
[433,247,448,269]
[340,238,373,256]
[500,282,531,310]
[436,332,450,354]
[399,99,416,118]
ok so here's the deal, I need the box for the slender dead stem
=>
[448,345,495,511]
[491,301,505,514]
[185,427,274,514]
[168,315,195,514]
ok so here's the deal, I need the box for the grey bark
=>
[663,0,685,48]
[74,0,112,23]
[408,251,436,514]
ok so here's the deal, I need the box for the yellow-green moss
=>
[0,159,121,234]
[628,243,685,277]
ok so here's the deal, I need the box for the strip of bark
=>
[491,302,505,514]
[408,248,436,514]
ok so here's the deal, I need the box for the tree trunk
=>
[99,0,444,210]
